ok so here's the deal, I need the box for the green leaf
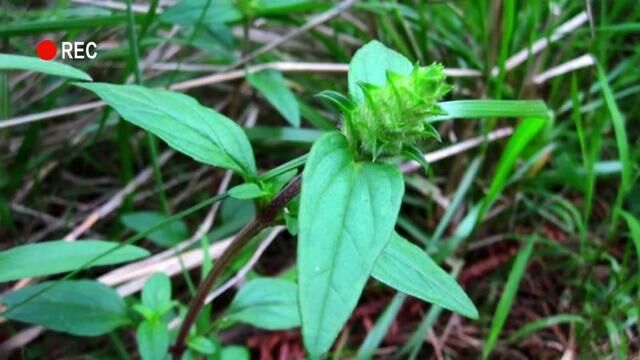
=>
[348,40,413,103]
[620,211,640,265]
[284,210,299,236]
[229,183,269,200]
[316,90,356,114]
[221,346,250,360]
[432,100,549,121]
[298,132,404,357]
[254,0,323,15]
[402,145,430,174]
[2,280,129,336]
[372,232,478,319]
[132,304,156,321]
[142,273,172,313]
[161,0,242,26]
[137,320,170,360]
[479,117,546,221]
[0,240,149,282]
[596,64,631,190]
[483,236,536,359]
[356,293,404,360]
[605,318,628,360]
[0,53,92,81]
[160,0,320,26]
[121,212,188,247]
[420,123,442,142]
[507,314,585,344]
[225,278,300,330]
[263,169,297,196]
[248,70,300,127]
[244,126,322,143]
[187,336,218,355]
[76,83,257,178]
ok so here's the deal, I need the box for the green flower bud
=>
[343,63,452,160]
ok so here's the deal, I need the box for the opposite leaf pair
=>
[297,41,478,357]
[298,131,477,358]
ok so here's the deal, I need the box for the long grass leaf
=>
[479,117,546,221]
[483,235,536,358]
[596,64,632,234]
[507,314,585,343]
[356,293,405,360]
[433,100,548,121]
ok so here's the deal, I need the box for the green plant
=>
[0,39,550,359]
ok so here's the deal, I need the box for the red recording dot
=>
[36,39,57,61]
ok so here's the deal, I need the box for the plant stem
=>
[171,175,302,358]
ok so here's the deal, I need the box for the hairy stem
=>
[172,175,301,357]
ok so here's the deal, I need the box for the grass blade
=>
[479,117,546,221]
[596,64,632,234]
[494,0,515,99]
[429,156,482,249]
[507,314,585,343]
[483,235,536,359]
[356,293,405,360]
[433,100,548,121]
[0,15,140,36]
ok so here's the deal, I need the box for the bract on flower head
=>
[343,63,451,160]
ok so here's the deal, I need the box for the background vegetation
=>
[1,0,638,358]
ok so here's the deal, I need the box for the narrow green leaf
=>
[2,280,129,336]
[137,320,170,360]
[429,156,482,248]
[596,64,631,190]
[403,305,444,360]
[161,0,320,26]
[620,211,640,267]
[356,293,404,360]
[605,319,628,360]
[372,232,478,319]
[479,117,546,221]
[483,236,536,359]
[229,182,269,200]
[0,240,149,282]
[161,0,242,26]
[316,90,356,114]
[0,54,92,81]
[132,304,156,321]
[494,0,515,98]
[187,336,218,355]
[0,15,136,37]
[298,132,404,357]
[591,23,640,33]
[247,70,300,127]
[142,273,172,313]
[507,314,585,344]
[432,100,549,121]
[244,126,322,143]
[254,0,323,15]
[76,83,257,178]
[436,205,481,261]
[221,346,250,360]
[348,40,413,103]
[225,278,300,330]
[121,211,188,247]
[402,145,431,174]
[420,123,442,141]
